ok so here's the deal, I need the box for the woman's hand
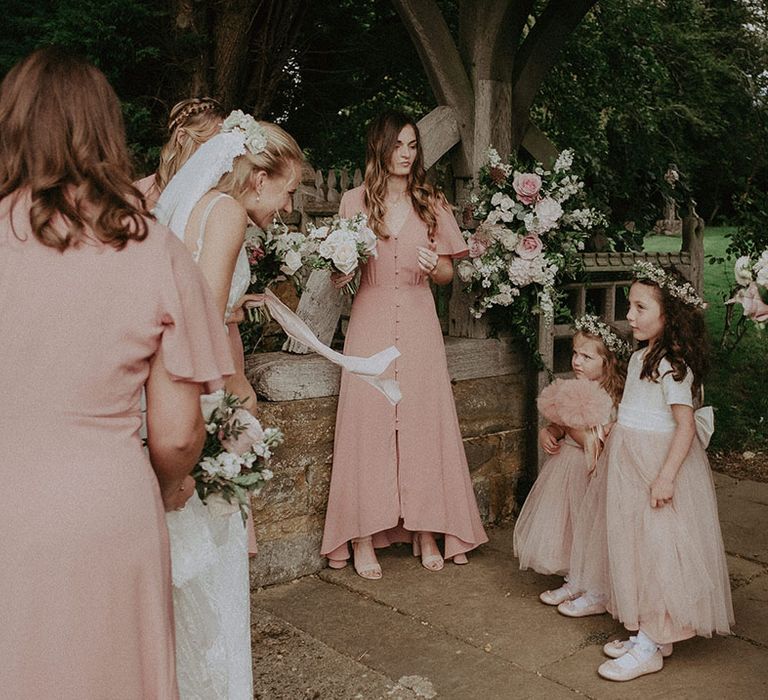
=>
[417,242,439,275]
[539,426,562,455]
[161,475,196,512]
[225,293,266,324]
[331,271,355,289]
[650,475,675,508]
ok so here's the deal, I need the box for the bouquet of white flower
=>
[306,213,378,294]
[194,391,283,521]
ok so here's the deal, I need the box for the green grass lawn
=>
[643,228,767,453]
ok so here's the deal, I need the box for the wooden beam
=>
[417,106,461,170]
[521,122,559,167]
[281,269,349,354]
[391,0,475,175]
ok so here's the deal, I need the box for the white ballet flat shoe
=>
[539,584,578,606]
[598,647,663,681]
[603,637,673,659]
[557,595,606,618]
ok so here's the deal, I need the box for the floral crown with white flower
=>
[573,314,632,360]
[632,261,707,309]
[221,109,268,155]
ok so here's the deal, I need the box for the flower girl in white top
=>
[568,263,733,682]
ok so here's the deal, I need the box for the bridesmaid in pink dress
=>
[321,111,488,578]
[0,49,233,699]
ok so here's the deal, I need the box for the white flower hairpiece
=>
[221,110,268,155]
[573,314,632,359]
[632,261,707,309]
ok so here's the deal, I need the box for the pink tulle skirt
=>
[571,424,733,644]
[513,438,589,576]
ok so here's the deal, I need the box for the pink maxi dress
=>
[0,193,234,699]
[321,186,488,562]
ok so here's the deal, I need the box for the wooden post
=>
[682,201,705,293]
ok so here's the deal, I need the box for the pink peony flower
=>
[515,234,543,260]
[537,378,612,429]
[222,408,265,456]
[467,233,490,258]
[728,282,768,323]
[512,172,542,205]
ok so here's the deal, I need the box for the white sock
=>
[635,630,659,653]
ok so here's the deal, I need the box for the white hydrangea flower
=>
[507,257,534,286]
[554,149,574,173]
[457,260,475,282]
[735,256,754,287]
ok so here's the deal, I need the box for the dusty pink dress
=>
[321,186,488,561]
[0,193,234,699]
[135,172,162,211]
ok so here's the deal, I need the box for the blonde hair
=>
[155,97,225,191]
[0,48,147,250]
[363,111,445,240]
[573,329,628,406]
[215,121,303,200]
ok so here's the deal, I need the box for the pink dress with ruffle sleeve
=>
[0,193,233,699]
[321,186,488,561]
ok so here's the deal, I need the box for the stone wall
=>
[246,337,533,586]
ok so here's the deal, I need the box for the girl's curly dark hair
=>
[635,272,709,399]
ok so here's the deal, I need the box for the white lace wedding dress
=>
[165,192,253,700]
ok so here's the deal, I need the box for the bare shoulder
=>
[209,193,248,229]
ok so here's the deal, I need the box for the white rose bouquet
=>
[194,390,284,521]
[306,213,378,294]
[458,148,604,356]
[244,220,311,324]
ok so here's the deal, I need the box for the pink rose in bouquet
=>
[512,172,542,205]
[515,234,543,260]
[467,233,490,258]
[728,282,768,323]
[221,408,266,456]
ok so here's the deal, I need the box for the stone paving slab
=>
[541,634,768,699]
[730,571,768,647]
[319,544,623,671]
[255,576,577,699]
[251,606,419,699]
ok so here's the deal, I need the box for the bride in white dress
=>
[155,112,304,699]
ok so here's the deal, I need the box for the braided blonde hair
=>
[155,97,225,191]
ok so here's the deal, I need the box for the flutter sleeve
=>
[660,359,694,407]
[434,202,469,258]
[157,233,235,393]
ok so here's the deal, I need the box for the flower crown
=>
[221,110,268,156]
[632,261,706,309]
[573,314,632,360]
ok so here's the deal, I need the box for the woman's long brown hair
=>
[635,276,709,398]
[363,111,445,239]
[0,47,148,250]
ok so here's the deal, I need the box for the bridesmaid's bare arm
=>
[145,353,205,510]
